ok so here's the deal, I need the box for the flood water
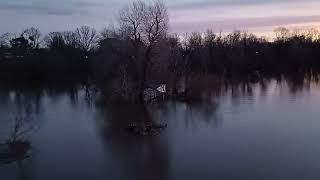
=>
[2,79,320,180]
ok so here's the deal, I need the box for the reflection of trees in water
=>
[0,90,43,147]
[67,87,79,107]
[273,74,315,102]
[186,100,221,127]
[1,157,35,180]
[280,74,307,95]
[220,75,317,107]
[15,159,35,180]
[231,82,253,107]
[57,84,96,108]
[220,81,256,110]
[259,79,269,97]
[96,103,171,180]
[167,100,222,129]
[0,90,10,105]
[0,88,48,180]
[0,114,37,180]
[12,89,43,115]
[6,83,96,109]
[0,115,39,152]
[95,100,222,180]
[0,84,96,180]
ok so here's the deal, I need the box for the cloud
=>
[0,0,102,15]
[171,15,320,33]
[169,0,318,10]
[1,0,320,36]
[170,0,268,9]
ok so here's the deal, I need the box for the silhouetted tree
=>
[0,32,11,48]
[2,1,320,104]
[274,27,290,42]
[119,0,169,101]
[45,31,79,51]
[10,36,32,57]
[22,27,41,49]
[75,26,98,54]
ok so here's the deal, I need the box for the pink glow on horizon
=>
[168,1,320,37]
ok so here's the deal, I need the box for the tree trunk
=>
[138,47,152,103]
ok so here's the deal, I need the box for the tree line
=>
[1,0,320,102]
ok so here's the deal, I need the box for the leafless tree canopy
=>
[117,0,169,101]
[44,26,98,52]
[119,0,168,47]
[0,32,11,48]
[44,32,65,49]
[274,27,290,41]
[119,1,145,43]
[75,26,99,52]
[100,27,122,41]
[22,27,41,48]
[143,0,168,47]
[62,31,78,47]
[44,31,79,49]
[5,0,320,104]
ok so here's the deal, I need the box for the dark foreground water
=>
[1,79,320,180]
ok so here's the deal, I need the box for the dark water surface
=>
[2,80,320,180]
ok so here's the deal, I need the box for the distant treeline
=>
[1,1,320,102]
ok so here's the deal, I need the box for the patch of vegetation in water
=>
[0,140,31,164]
[125,122,168,137]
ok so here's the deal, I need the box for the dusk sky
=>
[1,0,320,37]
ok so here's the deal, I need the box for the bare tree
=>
[44,31,79,50]
[75,26,98,52]
[0,32,11,48]
[10,116,36,143]
[119,1,145,44]
[274,27,290,41]
[62,31,78,48]
[22,27,41,48]
[142,0,168,47]
[119,0,169,101]
[188,32,202,49]
[100,26,122,41]
[44,32,65,50]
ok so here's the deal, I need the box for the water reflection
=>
[1,77,320,179]
[164,101,222,129]
[0,114,37,180]
[96,103,171,180]
[2,157,36,180]
[68,87,79,108]
[11,90,42,115]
